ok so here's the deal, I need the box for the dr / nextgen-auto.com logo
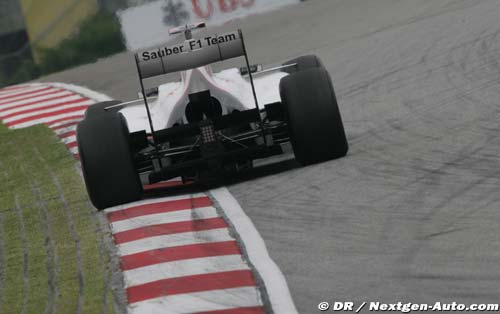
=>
[317,301,499,313]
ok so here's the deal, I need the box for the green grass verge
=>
[0,123,115,314]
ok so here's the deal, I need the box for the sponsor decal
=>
[192,0,255,17]
[119,0,299,50]
[140,32,238,61]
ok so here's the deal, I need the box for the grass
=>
[37,11,125,75]
[0,123,116,314]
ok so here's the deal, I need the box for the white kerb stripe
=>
[0,84,35,93]
[0,90,71,110]
[0,88,62,106]
[117,228,234,256]
[3,99,92,123]
[124,255,249,287]
[61,136,76,145]
[110,206,219,233]
[8,109,90,129]
[69,146,79,154]
[0,86,47,98]
[128,287,263,314]
[54,124,77,135]
[0,93,79,116]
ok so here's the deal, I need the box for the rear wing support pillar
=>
[134,54,162,166]
[239,29,268,146]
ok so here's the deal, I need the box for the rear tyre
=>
[282,55,324,74]
[84,101,123,119]
[77,112,142,210]
[279,68,348,165]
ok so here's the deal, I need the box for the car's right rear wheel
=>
[279,67,348,165]
[282,55,324,73]
[77,112,142,210]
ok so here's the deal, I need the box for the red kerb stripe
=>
[59,130,76,139]
[113,217,227,244]
[0,89,65,107]
[1,97,88,119]
[120,240,240,271]
[127,270,256,303]
[108,196,212,222]
[5,105,89,127]
[66,141,77,149]
[0,89,66,108]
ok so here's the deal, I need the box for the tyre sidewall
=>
[280,68,348,164]
[84,101,123,120]
[77,113,142,209]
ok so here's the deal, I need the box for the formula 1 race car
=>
[77,23,348,210]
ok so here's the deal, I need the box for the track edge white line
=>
[209,187,298,314]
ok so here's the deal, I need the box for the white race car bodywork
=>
[121,65,287,133]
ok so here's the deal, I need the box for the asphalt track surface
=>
[40,0,500,312]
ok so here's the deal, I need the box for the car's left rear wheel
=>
[84,100,123,119]
[77,112,143,210]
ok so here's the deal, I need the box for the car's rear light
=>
[200,121,217,143]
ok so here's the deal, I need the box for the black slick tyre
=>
[77,112,142,210]
[282,55,324,74]
[84,100,123,119]
[279,67,348,165]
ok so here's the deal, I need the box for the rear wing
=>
[134,28,263,147]
[135,30,245,79]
